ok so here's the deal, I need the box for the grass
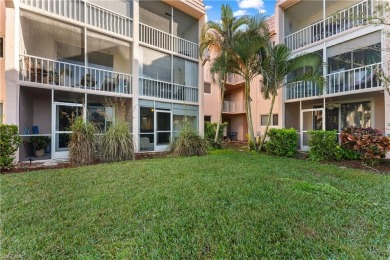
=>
[1,150,390,258]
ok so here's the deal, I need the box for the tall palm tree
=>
[199,5,248,143]
[258,44,324,151]
[228,15,270,150]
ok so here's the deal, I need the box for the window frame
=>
[260,114,279,126]
[0,37,3,59]
[204,82,211,94]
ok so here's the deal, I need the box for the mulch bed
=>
[2,152,173,174]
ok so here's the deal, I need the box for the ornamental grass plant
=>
[171,117,208,157]
[68,117,96,165]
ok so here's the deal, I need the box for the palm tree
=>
[228,15,270,150]
[199,5,248,144]
[258,44,324,151]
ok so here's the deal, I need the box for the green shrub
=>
[29,136,50,151]
[204,121,228,148]
[340,127,390,166]
[69,117,96,165]
[0,124,21,171]
[308,130,341,161]
[265,128,298,157]
[172,117,208,157]
[98,120,134,162]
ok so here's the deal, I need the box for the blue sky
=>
[204,0,276,22]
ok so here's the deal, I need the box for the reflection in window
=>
[88,105,114,132]
[341,101,371,129]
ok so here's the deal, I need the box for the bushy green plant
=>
[265,128,298,157]
[0,124,21,171]
[171,117,208,157]
[29,136,50,150]
[69,117,96,165]
[98,120,134,162]
[340,127,390,166]
[308,130,342,161]
[204,121,228,148]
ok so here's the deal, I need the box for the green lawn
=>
[1,150,390,258]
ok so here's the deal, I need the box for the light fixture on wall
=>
[326,99,340,110]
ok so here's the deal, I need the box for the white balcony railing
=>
[326,62,382,95]
[139,23,172,51]
[86,2,132,38]
[139,23,199,60]
[285,81,321,100]
[20,54,132,95]
[284,0,378,51]
[226,73,244,85]
[285,62,382,101]
[139,78,198,103]
[20,0,84,21]
[222,100,245,113]
[20,0,133,38]
[172,36,199,60]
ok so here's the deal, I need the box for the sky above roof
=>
[204,0,276,22]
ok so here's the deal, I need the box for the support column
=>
[198,14,206,136]
[132,0,140,151]
[4,2,19,126]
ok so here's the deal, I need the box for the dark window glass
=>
[261,115,268,126]
[272,114,279,126]
[204,83,211,94]
[0,38,3,58]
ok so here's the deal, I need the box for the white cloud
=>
[233,9,248,17]
[259,9,266,14]
[205,5,213,10]
[238,0,264,10]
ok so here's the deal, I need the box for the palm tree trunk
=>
[259,94,276,152]
[244,78,256,150]
[214,74,226,143]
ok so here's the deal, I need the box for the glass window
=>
[140,106,154,151]
[341,101,371,129]
[261,114,278,126]
[0,103,3,124]
[261,115,268,126]
[140,47,171,82]
[88,104,114,132]
[204,115,211,122]
[204,83,211,94]
[0,37,3,58]
[173,56,198,87]
[272,114,279,126]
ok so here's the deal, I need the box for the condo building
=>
[203,15,281,142]
[204,0,389,148]
[276,0,389,150]
[1,0,205,160]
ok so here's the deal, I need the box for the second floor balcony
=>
[284,0,379,51]
[222,100,245,113]
[20,54,133,95]
[20,0,133,39]
[285,62,383,101]
[139,78,198,103]
[226,73,244,85]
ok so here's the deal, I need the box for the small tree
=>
[258,44,324,151]
[200,5,248,143]
[0,124,21,172]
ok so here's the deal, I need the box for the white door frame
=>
[154,109,172,152]
[52,102,83,159]
[300,108,325,151]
